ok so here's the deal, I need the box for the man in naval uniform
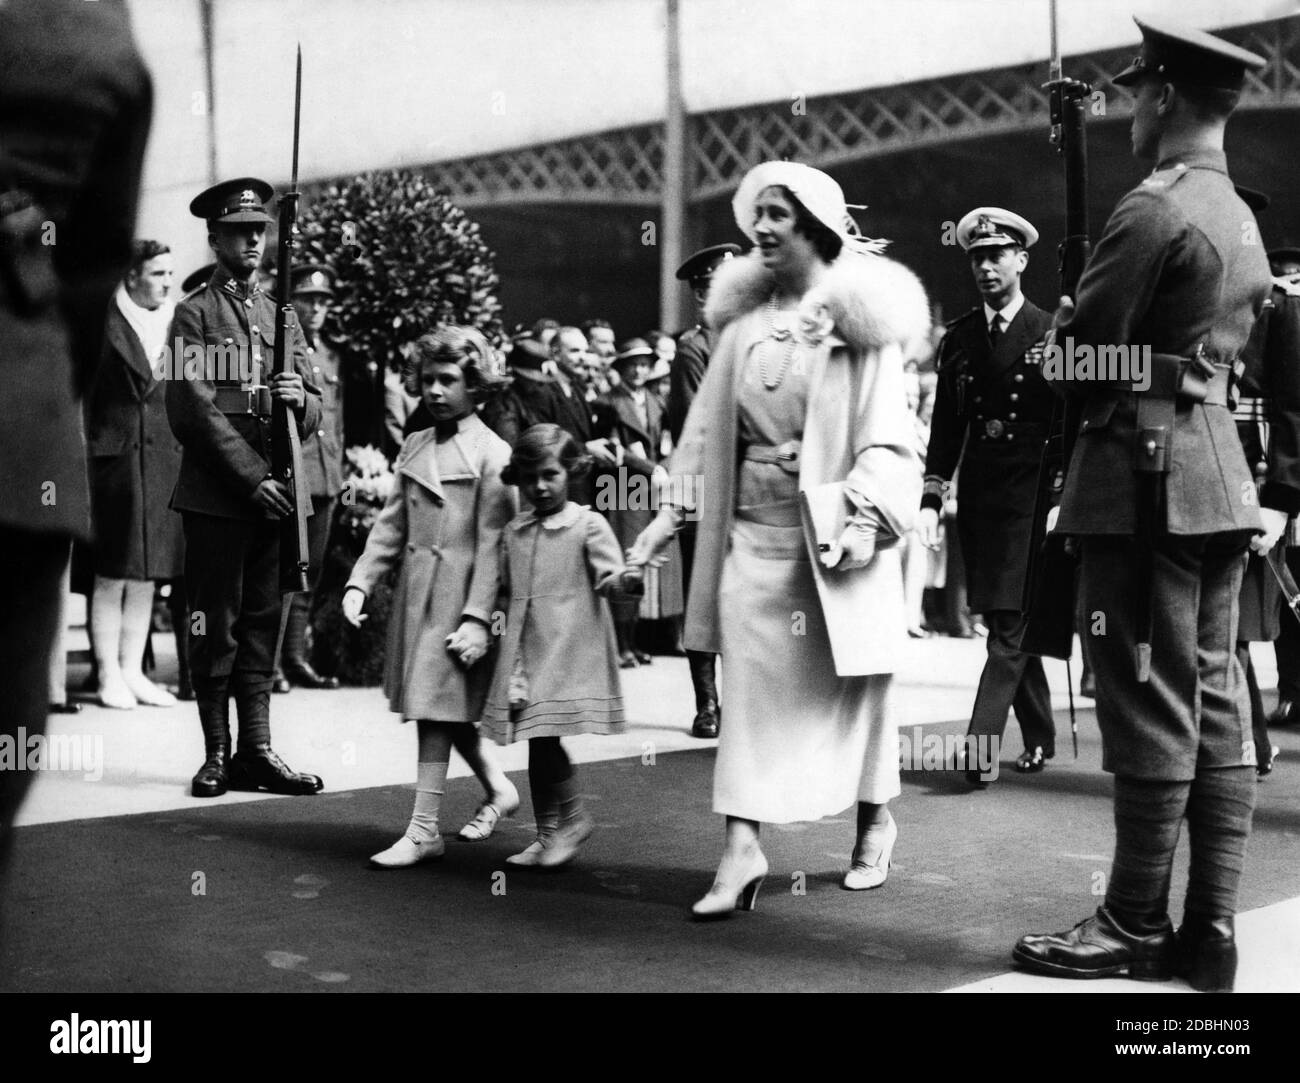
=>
[165,178,325,799]
[918,209,1056,783]
[1012,19,1271,992]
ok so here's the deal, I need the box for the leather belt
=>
[743,440,801,473]
[975,420,1048,441]
[214,385,273,418]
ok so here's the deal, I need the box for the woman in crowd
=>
[604,339,683,666]
[629,161,929,917]
[84,240,185,709]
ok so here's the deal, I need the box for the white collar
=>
[983,293,1024,329]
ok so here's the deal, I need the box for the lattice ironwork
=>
[416,16,1297,208]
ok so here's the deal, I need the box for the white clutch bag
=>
[798,482,899,569]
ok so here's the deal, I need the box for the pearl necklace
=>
[760,295,798,390]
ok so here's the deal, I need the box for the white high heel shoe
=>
[842,812,897,891]
[691,849,768,920]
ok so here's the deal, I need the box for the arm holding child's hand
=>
[342,587,367,627]
[446,618,490,668]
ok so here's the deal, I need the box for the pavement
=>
[11,614,1300,994]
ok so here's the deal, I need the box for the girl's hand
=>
[446,620,489,668]
[342,587,367,627]
[627,509,676,568]
[620,566,645,596]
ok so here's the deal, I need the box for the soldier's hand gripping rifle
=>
[271,46,311,594]
[1020,2,1089,663]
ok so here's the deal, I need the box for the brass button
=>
[1010,393,1019,402]
[1014,374,1024,383]
[1008,412,1017,421]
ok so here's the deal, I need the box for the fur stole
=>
[704,249,930,358]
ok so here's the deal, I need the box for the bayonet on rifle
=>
[271,44,311,594]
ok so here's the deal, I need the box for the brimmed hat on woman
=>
[732,161,886,256]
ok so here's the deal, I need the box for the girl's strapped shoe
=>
[369,834,445,868]
[458,785,521,842]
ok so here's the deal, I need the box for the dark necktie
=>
[989,315,1002,345]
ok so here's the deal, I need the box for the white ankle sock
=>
[406,761,448,843]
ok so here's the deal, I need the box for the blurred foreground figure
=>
[0,0,152,883]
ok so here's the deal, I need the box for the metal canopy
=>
[415,17,1297,210]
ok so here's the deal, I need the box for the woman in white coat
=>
[630,161,929,918]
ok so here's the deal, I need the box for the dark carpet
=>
[3,712,1299,992]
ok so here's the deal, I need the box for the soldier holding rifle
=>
[166,178,325,798]
[1012,18,1271,993]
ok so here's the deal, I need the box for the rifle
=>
[1019,0,1089,661]
[271,45,311,594]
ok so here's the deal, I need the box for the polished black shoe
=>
[1015,746,1053,773]
[1177,914,1236,992]
[1257,744,1280,778]
[632,649,653,665]
[284,660,340,690]
[48,701,82,714]
[191,752,229,798]
[1012,906,1177,981]
[691,706,720,739]
[192,687,231,798]
[228,746,323,795]
[270,673,292,694]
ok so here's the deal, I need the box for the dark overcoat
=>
[923,299,1054,611]
[1236,276,1300,641]
[84,302,184,578]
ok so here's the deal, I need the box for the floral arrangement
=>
[336,445,395,544]
[311,445,396,685]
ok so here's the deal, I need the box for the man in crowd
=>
[666,243,740,738]
[273,263,345,691]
